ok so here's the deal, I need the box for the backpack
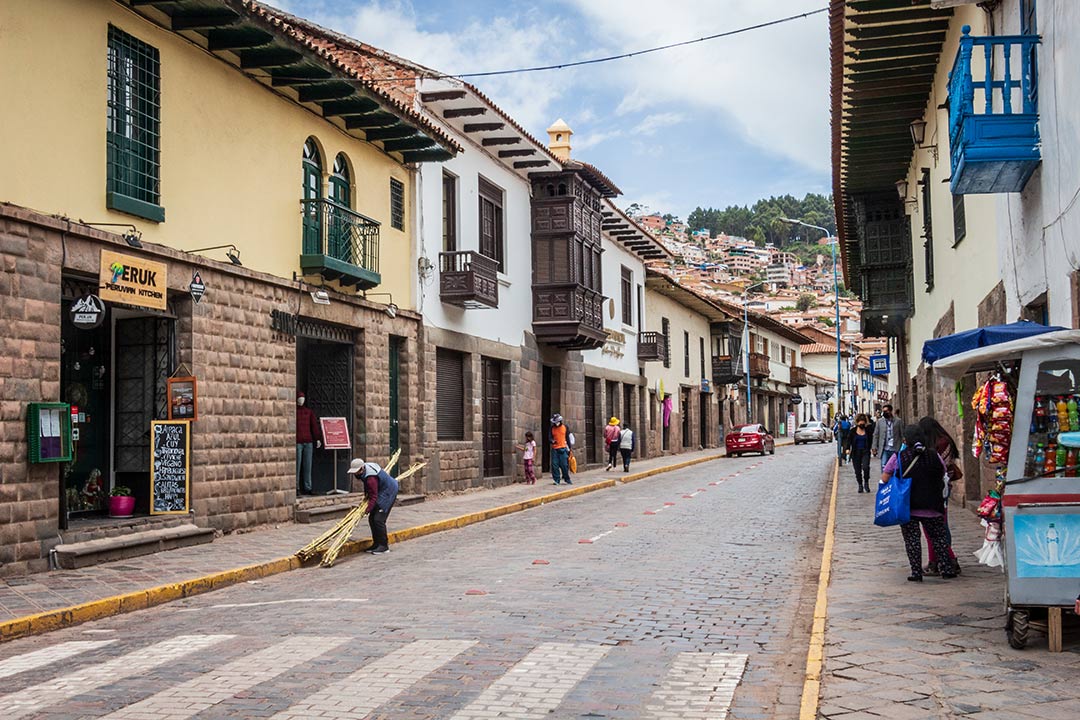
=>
[840,418,851,432]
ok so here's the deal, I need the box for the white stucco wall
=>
[581,235,646,377]
[644,289,713,396]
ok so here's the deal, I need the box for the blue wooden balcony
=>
[948,26,1040,195]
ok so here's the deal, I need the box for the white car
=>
[794,421,832,445]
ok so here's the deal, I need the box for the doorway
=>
[623,385,633,438]
[584,377,598,464]
[297,336,353,494]
[681,388,692,448]
[541,365,555,473]
[388,336,401,457]
[699,392,709,447]
[481,357,504,477]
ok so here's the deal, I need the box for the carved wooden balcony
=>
[439,251,498,309]
[712,355,741,385]
[749,352,771,379]
[638,331,666,363]
[789,366,808,387]
[532,284,606,350]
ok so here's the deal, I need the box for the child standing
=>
[515,431,537,484]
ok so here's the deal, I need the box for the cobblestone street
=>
[0,445,834,719]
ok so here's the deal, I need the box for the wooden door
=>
[388,337,401,457]
[481,357,503,477]
[584,377,597,464]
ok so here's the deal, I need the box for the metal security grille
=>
[107,26,160,206]
[390,178,405,230]
[436,348,465,441]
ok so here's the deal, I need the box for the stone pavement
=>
[0,445,776,623]
[817,463,1080,719]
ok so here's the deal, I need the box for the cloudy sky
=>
[272,0,831,221]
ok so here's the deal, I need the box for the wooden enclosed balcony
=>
[749,352,771,379]
[439,251,498,309]
[638,331,666,363]
[712,355,741,385]
[532,284,605,350]
[948,26,1040,194]
[300,199,381,289]
[789,366,808,387]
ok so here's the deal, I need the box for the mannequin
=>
[296,392,322,495]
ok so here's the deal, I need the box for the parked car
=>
[794,421,831,445]
[725,424,775,457]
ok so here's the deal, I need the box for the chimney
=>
[546,118,573,161]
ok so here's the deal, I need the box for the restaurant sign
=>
[99,250,168,311]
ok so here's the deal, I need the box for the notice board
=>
[320,417,351,450]
[151,420,190,514]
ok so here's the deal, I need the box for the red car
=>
[725,424,775,457]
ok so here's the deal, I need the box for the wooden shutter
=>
[436,348,465,441]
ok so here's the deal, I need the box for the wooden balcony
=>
[749,352,770,379]
[300,199,380,290]
[712,355,741,386]
[789,366,808,387]
[948,26,1040,194]
[532,284,606,350]
[638,331,667,363]
[439,251,498,309]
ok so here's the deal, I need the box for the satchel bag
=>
[874,457,912,527]
[568,451,578,474]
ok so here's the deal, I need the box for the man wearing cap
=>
[550,413,574,485]
[346,459,398,555]
[296,392,322,495]
[604,417,622,472]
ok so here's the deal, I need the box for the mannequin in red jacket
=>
[296,392,322,494]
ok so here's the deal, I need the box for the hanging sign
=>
[99,250,168,311]
[791,395,803,405]
[151,420,190,514]
[869,354,890,376]
[189,270,205,304]
[320,417,351,450]
[70,294,105,330]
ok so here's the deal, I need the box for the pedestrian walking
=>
[514,431,537,485]
[618,425,635,472]
[549,413,574,485]
[835,414,851,465]
[872,404,903,470]
[918,416,962,576]
[845,413,872,492]
[881,425,954,582]
[603,417,622,471]
[346,458,398,555]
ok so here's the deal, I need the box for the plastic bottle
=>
[1067,447,1079,478]
[1056,442,1067,470]
[1044,443,1057,474]
[1034,443,1046,471]
[1057,396,1070,432]
[1047,523,1060,565]
[1025,440,1037,476]
[1034,396,1048,433]
[1068,395,1079,431]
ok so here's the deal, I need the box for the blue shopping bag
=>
[873,461,911,527]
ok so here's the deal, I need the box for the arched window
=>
[330,153,351,208]
[302,138,323,254]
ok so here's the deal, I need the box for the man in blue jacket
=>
[346,459,399,555]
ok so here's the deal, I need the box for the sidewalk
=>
[0,445,752,640]
[817,465,1080,719]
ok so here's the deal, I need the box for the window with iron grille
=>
[390,177,405,230]
[436,348,465,441]
[921,168,934,291]
[661,317,671,369]
[951,193,966,246]
[683,330,690,377]
[699,337,705,380]
[107,25,163,222]
[620,267,632,325]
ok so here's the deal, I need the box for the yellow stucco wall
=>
[0,0,415,308]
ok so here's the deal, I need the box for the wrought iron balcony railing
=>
[300,198,380,288]
[948,26,1040,194]
[638,331,666,363]
[439,251,499,309]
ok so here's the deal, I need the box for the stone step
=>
[53,524,216,570]
[295,494,425,524]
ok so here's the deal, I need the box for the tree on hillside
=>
[687,193,836,247]
[795,293,817,312]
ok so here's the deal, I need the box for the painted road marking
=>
[0,634,232,720]
[449,642,610,720]
[0,640,115,680]
[177,598,368,612]
[101,636,348,719]
[269,639,475,720]
[643,651,749,720]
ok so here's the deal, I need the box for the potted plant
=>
[108,486,135,518]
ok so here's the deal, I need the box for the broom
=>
[296,453,393,563]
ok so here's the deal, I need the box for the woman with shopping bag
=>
[878,425,955,582]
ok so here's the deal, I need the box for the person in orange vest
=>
[549,413,575,485]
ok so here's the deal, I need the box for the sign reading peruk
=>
[99,249,168,311]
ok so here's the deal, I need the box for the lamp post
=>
[741,280,767,424]
[780,218,843,419]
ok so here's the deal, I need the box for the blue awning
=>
[922,321,1066,365]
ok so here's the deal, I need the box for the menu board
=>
[151,420,190,515]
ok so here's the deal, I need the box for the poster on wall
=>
[99,249,168,311]
[1014,513,1080,578]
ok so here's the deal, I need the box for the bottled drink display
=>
[1027,394,1080,477]
[1056,396,1070,432]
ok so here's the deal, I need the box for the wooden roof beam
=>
[343,111,400,129]
[206,28,274,51]
[364,125,418,141]
[463,122,505,132]
[171,10,240,31]
[498,149,535,158]
[444,107,486,118]
[321,97,380,117]
[420,90,467,102]
[240,47,304,69]
[513,160,550,169]
[298,81,356,103]
[381,136,437,152]
[270,67,333,86]
[481,137,521,147]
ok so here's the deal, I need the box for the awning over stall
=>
[923,321,1067,365]
[929,329,1080,381]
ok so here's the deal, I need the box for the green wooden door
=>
[388,336,401,456]
[302,140,322,254]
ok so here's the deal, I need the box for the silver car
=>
[794,421,831,445]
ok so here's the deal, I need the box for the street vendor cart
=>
[929,324,1080,651]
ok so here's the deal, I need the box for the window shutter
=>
[436,349,465,441]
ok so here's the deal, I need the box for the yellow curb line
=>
[4,452,736,643]
[799,458,839,720]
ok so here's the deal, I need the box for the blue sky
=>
[274,0,832,222]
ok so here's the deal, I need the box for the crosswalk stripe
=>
[0,634,232,720]
[100,636,348,719]
[449,642,610,720]
[643,651,748,720]
[269,638,475,720]
[0,640,115,680]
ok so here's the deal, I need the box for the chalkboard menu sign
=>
[151,420,190,515]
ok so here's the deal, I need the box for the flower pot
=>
[108,495,135,518]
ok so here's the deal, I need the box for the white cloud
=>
[634,112,684,135]
[574,128,623,151]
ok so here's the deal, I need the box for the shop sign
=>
[189,270,205,304]
[99,250,168,311]
[320,417,351,450]
[869,354,890,376]
[791,395,803,405]
[877,390,890,401]
[271,309,298,336]
[70,294,105,330]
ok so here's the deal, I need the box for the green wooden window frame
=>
[330,153,351,208]
[302,139,322,255]
[107,25,163,222]
[390,177,405,230]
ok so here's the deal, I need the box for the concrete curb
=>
[2,451,736,643]
[799,458,840,720]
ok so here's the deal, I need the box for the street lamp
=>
[780,218,843,422]
[741,280,767,424]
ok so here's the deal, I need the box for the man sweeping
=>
[345,458,399,555]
